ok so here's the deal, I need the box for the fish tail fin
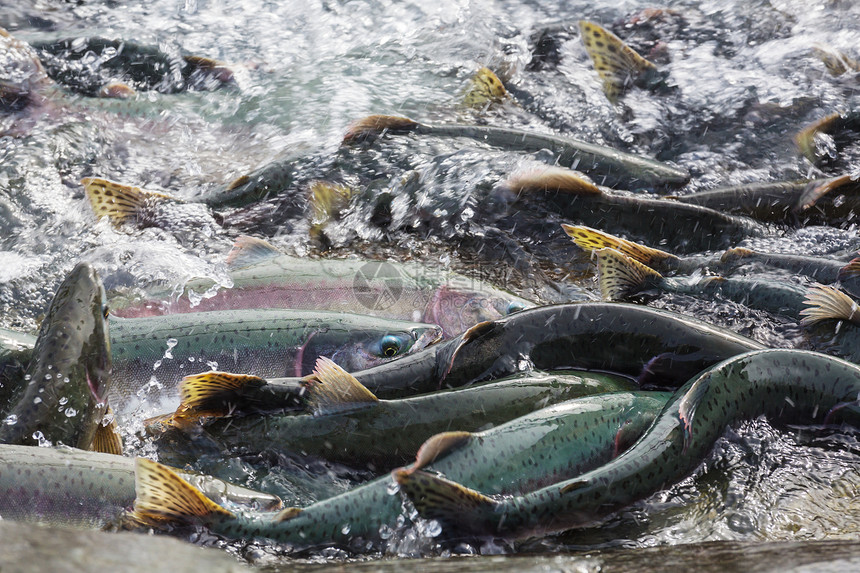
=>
[578,20,657,100]
[462,67,507,109]
[225,235,282,269]
[392,469,498,533]
[408,431,472,473]
[178,372,268,418]
[308,180,353,240]
[91,406,123,455]
[797,175,856,212]
[81,177,179,225]
[305,357,378,415]
[800,285,860,326]
[811,45,860,77]
[562,224,678,268]
[596,247,663,301]
[132,458,235,527]
[793,112,842,164]
[342,115,420,144]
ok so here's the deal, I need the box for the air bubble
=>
[64,407,78,417]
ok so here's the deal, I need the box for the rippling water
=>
[3,0,860,566]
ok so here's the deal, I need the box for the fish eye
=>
[380,334,403,357]
[506,301,526,315]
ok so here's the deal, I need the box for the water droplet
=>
[32,431,51,447]
[44,373,52,381]
[340,523,351,535]
[32,397,41,404]
[164,338,178,360]
[64,407,78,418]
[58,396,68,405]
[188,356,195,363]
[153,360,162,371]
[423,519,442,537]
[378,524,393,540]
[386,481,401,495]
[3,414,18,426]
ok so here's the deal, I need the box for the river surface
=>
[2,0,860,567]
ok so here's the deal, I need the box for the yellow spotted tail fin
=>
[462,67,507,109]
[562,224,678,268]
[132,458,235,527]
[596,247,663,301]
[81,177,180,226]
[579,20,658,101]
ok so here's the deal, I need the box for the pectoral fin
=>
[800,284,860,326]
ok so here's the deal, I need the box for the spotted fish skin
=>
[107,309,441,414]
[135,390,669,551]
[0,444,280,529]
[0,263,110,450]
[221,302,764,411]
[451,349,860,539]
[160,371,638,468]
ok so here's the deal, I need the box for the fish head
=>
[5,262,112,448]
[0,27,51,113]
[424,285,532,337]
[299,322,442,374]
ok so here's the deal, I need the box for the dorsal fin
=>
[408,431,472,474]
[91,406,123,455]
[392,469,497,530]
[794,112,842,164]
[800,285,860,326]
[305,357,378,415]
[596,247,662,301]
[178,372,268,417]
[796,175,855,212]
[97,81,137,99]
[462,67,507,109]
[132,458,235,526]
[720,247,757,264]
[226,174,251,191]
[562,224,678,267]
[506,168,601,196]
[578,20,658,100]
[342,115,420,144]
[81,177,180,225]
[225,235,282,269]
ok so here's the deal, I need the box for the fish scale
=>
[107,309,441,414]
[133,390,669,551]
[409,349,860,539]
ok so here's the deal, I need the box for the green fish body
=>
[497,168,762,253]
[397,349,860,539]
[0,263,111,450]
[597,248,813,320]
[107,309,441,414]
[133,390,670,551]
[156,369,638,469]
[197,302,763,414]
[0,444,280,529]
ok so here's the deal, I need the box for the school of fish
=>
[3,2,860,568]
